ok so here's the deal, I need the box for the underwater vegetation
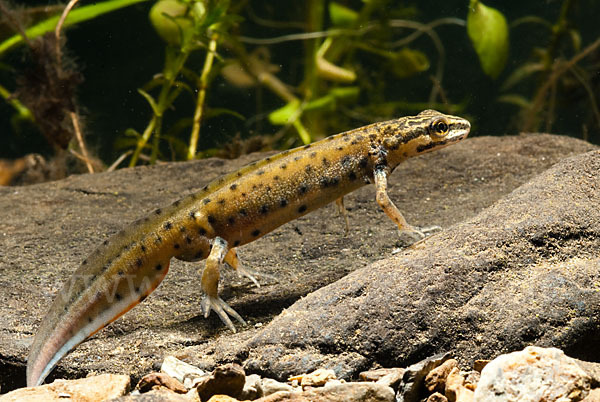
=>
[0,0,598,178]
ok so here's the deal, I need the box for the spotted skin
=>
[27,110,470,387]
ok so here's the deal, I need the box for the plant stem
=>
[187,32,218,160]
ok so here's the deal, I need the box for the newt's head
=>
[382,109,471,166]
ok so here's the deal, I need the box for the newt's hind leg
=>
[335,197,350,234]
[224,248,276,287]
[200,236,246,332]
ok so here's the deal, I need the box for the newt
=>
[27,109,470,387]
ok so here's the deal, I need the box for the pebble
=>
[474,346,592,401]
[10,346,600,402]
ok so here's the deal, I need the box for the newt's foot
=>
[235,264,277,288]
[201,294,246,332]
[397,225,442,247]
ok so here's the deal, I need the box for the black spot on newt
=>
[310,152,317,158]
[303,144,311,149]
[155,264,163,271]
[198,227,207,235]
[239,209,248,217]
[233,240,241,247]
[174,243,180,249]
[252,229,260,237]
[228,216,235,225]
[208,215,216,224]
[155,209,162,215]
[298,205,307,213]
[280,198,288,208]
[229,184,237,190]
[164,222,173,230]
[136,258,143,267]
[280,163,287,169]
[203,198,211,205]
[260,205,269,214]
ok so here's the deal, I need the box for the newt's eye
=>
[429,117,449,139]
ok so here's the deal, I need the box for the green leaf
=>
[0,0,151,56]
[268,99,301,125]
[500,62,544,91]
[389,47,430,78]
[137,88,160,115]
[205,108,246,121]
[467,0,509,79]
[497,94,531,109]
[329,2,358,27]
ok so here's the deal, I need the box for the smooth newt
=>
[27,109,470,387]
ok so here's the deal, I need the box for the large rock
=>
[241,147,600,379]
[0,134,595,391]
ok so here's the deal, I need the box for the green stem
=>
[187,33,218,160]
[0,83,34,121]
[129,50,188,166]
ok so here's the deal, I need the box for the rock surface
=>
[241,147,600,380]
[0,373,130,401]
[0,134,596,392]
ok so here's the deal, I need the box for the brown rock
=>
[137,372,187,394]
[195,364,245,401]
[0,374,130,401]
[359,367,405,390]
[3,135,596,391]
[427,393,448,402]
[425,359,458,393]
[445,368,473,402]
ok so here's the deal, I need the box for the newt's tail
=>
[27,258,170,387]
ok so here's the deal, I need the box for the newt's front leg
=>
[373,168,432,242]
[201,236,246,332]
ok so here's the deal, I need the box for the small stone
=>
[137,372,187,394]
[359,368,405,389]
[444,367,473,402]
[474,346,592,401]
[240,374,263,400]
[425,359,458,393]
[254,382,393,402]
[195,363,245,401]
[260,378,294,396]
[462,371,479,390]
[206,395,241,402]
[582,388,600,401]
[289,368,337,388]
[113,388,200,401]
[397,351,451,402]
[0,374,130,401]
[162,355,206,385]
[427,392,448,402]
